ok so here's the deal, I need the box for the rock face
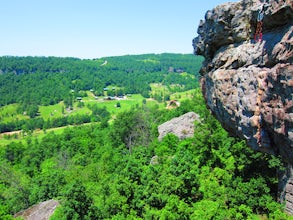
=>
[14,200,59,220]
[158,112,200,141]
[193,0,292,214]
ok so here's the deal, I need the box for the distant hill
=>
[0,54,203,107]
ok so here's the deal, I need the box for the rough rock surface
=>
[158,112,200,141]
[14,200,59,220]
[193,0,292,214]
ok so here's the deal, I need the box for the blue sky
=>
[0,0,238,59]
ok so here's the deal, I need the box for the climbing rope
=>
[254,1,265,42]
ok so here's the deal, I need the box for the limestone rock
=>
[158,112,200,141]
[14,200,59,220]
[193,0,292,214]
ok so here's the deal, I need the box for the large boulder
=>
[14,200,59,220]
[158,112,200,141]
[193,0,292,214]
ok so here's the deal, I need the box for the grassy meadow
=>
[0,87,196,147]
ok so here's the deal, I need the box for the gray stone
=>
[158,112,200,141]
[14,199,59,220]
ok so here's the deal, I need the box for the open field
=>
[0,84,187,126]
[0,88,196,146]
[0,125,77,147]
[0,92,163,146]
[0,103,29,123]
[39,103,65,119]
[170,88,198,101]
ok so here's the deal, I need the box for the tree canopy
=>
[0,89,288,219]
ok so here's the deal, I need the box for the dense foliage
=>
[0,89,288,219]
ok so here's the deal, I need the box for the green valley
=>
[0,54,290,219]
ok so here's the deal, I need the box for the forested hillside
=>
[0,54,201,106]
[0,54,290,219]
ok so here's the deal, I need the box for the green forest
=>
[0,54,291,219]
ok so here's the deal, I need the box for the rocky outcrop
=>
[158,112,200,140]
[193,0,292,214]
[14,200,59,220]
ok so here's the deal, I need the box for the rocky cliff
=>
[193,0,292,214]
